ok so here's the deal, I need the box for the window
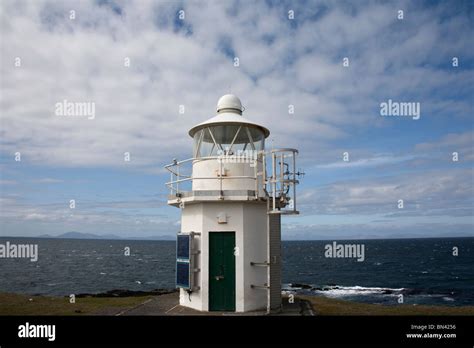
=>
[193,124,264,158]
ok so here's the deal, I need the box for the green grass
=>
[1,292,473,316]
[0,292,153,315]
[299,295,474,315]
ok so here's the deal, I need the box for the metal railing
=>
[164,148,300,214]
[265,148,299,214]
[165,155,261,199]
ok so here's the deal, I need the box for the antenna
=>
[296,168,305,178]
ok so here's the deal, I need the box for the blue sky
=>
[0,0,473,239]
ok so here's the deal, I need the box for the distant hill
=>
[38,232,122,240]
[135,235,175,241]
[36,232,175,241]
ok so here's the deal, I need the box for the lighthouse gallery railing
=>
[164,148,299,214]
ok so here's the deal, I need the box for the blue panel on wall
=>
[177,234,190,260]
[176,261,190,289]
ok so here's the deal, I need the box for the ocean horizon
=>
[2,234,473,241]
[1,236,472,307]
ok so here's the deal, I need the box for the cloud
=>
[299,168,473,217]
[0,194,177,236]
[307,130,474,171]
[415,131,474,161]
[1,0,472,170]
[0,1,472,238]
[30,178,64,183]
[0,179,17,185]
[281,222,474,240]
[316,154,415,169]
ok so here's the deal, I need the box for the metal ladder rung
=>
[251,284,269,290]
[250,262,270,267]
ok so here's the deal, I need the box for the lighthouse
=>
[165,95,300,313]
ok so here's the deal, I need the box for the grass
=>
[0,292,154,315]
[1,292,473,316]
[300,295,474,315]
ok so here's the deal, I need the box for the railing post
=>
[176,163,180,195]
[280,153,284,202]
[170,171,173,195]
[272,152,276,212]
[219,156,223,199]
[254,155,258,198]
[293,151,296,213]
[262,151,266,194]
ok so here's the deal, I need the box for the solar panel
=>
[176,234,192,289]
[176,261,190,288]
[177,234,190,260]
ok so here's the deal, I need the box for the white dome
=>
[189,94,270,138]
[216,94,242,114]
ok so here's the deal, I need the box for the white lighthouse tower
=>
[165,95,300,313]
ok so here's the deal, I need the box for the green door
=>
[209,232,235,311]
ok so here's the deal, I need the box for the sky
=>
[0,0,473,240]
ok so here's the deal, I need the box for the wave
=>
[283,283,405,297]
[313,285,405,297]
[282,283,461,305]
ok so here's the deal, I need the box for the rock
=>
[74,288,177,298]
[289,283,312,289]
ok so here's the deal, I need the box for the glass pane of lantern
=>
[193,125,265,157]
[211,125,242,146]
[232,126,264,152]
[198,128,219,157]
[247,126,264,150]
[199,125,239,155]
[193,129,203,158]
[230,127,249,152]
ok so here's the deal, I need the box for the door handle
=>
[215,265,225,280]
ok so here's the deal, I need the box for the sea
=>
[0,237,472,306]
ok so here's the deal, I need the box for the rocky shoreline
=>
[286,282,404,294]
[73,288,178,298]
[66,283,452,300]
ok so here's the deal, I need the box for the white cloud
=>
[281,222,474,240]
[1,0,472,170]
[0,1,472,238]
[316,154,415,169]
[299,168,473,217]
[30,178,64,183]
[0,194,177,236]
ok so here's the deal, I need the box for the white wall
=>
[242,203,268,311]
[179,203,203,311]
[192,159,265,197]
[179,201,268,312]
